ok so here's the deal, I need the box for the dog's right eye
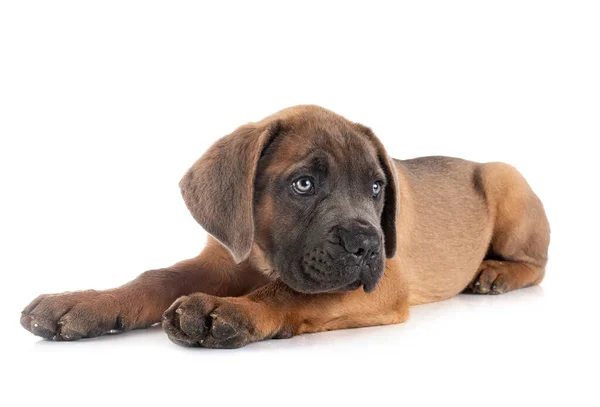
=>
[292,177,315,195]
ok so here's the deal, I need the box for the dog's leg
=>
[20,238,270,340]
[467,163,550,295]
[162,258,409,348]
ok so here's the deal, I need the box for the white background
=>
[1,1,598,406]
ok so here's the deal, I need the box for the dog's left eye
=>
[292,177,315,195]
[372,182,383,197]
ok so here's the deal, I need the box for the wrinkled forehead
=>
[261,121,383,181]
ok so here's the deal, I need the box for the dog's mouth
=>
[288,273,379,294]
[278,250,383,294]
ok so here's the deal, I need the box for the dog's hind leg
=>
[466,163,550,295]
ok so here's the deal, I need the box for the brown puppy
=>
[20,105,550,348]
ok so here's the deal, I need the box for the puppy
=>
[20,105,550,348]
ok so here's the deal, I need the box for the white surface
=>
[1,1,598,406]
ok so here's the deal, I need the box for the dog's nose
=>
[338,222,381,263]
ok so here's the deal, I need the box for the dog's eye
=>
[292,177,315,195]
[372,182,383,197]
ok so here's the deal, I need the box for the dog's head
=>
[180,105,398,293]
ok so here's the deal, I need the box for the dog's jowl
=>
[21,105,550,348]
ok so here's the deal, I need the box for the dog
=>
[20,105,550,348]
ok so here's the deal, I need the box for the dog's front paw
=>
[162,294,261,349]
[21,290,122,340]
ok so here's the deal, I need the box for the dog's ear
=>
[355,123,399,258]
[180,120,281,263]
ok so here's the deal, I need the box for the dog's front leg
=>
[162,259,409,348]
[20,239,271,340]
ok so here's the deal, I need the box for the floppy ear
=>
[355,123,399,258]
[180,121,281,263]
